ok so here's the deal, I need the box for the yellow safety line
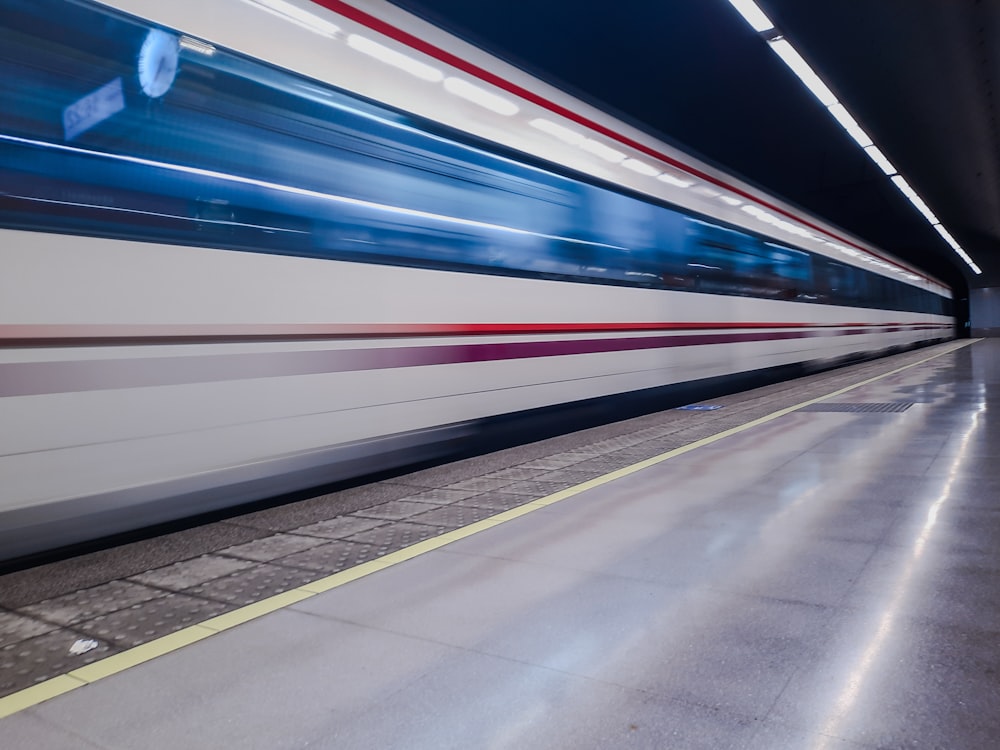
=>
[0,339,974,721]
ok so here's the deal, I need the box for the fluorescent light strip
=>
[347,35,443,82]
[827,103,872,148]
[250,0,340,38]
[863,145,896,175]
[767,38,837,107]
[622,158,659,177]
[932,225,981,274]
[890,175,939,224]
[725,0,775,33]
[443,77,518,115]
[727,3,980,277]
[719,196,743,206]
[529,118,585,145]
[580,138,626,163]
[933,223,960,249]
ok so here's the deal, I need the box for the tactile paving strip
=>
[519,455,588,470]
[219,533,329,562]
[342,522,443,548]
[129,555,255,590]
[1,630,120,695]
[183,564,322,606]
[457,492,541,511]
[271,540,383,573]
[499,480,577,497]
[478,467,549,481]
[444,476,520,492]
[800,402,915,413]
[21,581,166,627]
[292,516,388,540]
[394,488,481,504]
[408,504,504,528]
[0,611,56,647]
[349,499,445,521]
[535,467,608,483]
[73,594,233,649]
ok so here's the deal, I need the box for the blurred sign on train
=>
[676,404,724,411]
[63,77,125,141]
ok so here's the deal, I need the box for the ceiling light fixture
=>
[890,175,939,224]
[827,103,872,148]
[724,0,775,33]
[725,3,982,276]
[863,145,897,175]
[767,38,837,107]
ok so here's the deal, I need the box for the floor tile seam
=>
[695,585,846,616]
[143,516,524,592]
[760,715,882,749]
[12,590,173,632]
[24,608,186,645]
[756,661,813,730]
[21,709,114,750]
[0,611,61,642]
[822,537,887,617]
[286,605,716,705]
[0,342,969,720]
[121,562,292,602]
[429,544,711,592]
[17,606,228,658]
[209,548,343,568]
[122,565,325,610]
[67,586,244,626]
[429,548,858,617]
[348,515,461,531]
[0,619,129,657]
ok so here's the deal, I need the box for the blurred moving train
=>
[0,0,953,560]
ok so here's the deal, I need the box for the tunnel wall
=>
[971,287,1000,336]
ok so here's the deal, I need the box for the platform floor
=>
[2,339,999,748]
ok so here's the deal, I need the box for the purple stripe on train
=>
[0,326,945,397]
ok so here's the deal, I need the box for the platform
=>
[2,339,998,748]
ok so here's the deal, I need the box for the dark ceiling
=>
[388,0,1000,296]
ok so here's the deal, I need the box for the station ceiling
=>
[389,0,1000,295]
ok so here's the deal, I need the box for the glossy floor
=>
[4,340,999,748]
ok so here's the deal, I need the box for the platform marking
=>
[0,339,974,721]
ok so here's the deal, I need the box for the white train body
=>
[0,0,952,558]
